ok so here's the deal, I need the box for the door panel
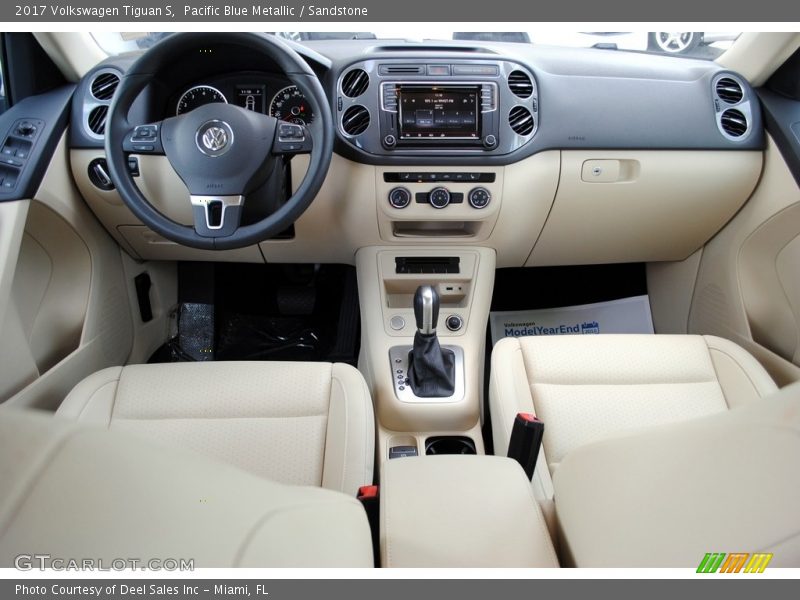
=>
[0,133,134,410]
[689,135,800,384]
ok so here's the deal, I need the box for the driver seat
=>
[56,361,375,495]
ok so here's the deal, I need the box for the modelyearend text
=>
[14,4,368,18]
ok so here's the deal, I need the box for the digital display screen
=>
[398,86,480,139]
[236,85,265,113]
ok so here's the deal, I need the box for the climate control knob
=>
[388,187,412,209]
[468,187,492,209]
[428,187,451,209]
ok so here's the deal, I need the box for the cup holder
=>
[425,436,477,456]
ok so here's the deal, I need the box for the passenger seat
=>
[490,334,777,473]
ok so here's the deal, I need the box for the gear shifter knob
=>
[414,285,440,335]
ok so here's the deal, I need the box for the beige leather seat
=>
[0,409,373,567]
[57,361,375,496]
[490,334,777,474]
[554,382,800,567]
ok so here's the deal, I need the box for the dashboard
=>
[66,36,767,268]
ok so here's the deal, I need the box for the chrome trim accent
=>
[420,286,436,334]
[190,195,243,230]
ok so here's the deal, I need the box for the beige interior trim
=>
[717,32,800,87]
[380,456,559,568]
[33,33,107,82]
[689,135,800,381]
[528,150,763,265]
[646,249,703,334]
[120,255,177,365]
[2,134,133,411]
[71,150,561,267]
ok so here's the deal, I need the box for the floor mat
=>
[149,263,360,365]
[489,294,654,346]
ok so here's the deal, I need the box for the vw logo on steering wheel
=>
[196,120,234,157]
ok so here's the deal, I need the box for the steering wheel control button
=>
[123,123,164,154]
[195,120,234,157]
[446,315,464,332]
[428,187,451,209]
[278,123,305,141]
[468,187,492,209]
[272,124,313,155]
[131,125,158,142]
[390,315,406,331]
[388,187,412,209]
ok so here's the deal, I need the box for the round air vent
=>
[90,72,120,101]
[87,105,109,136]
[720,109,748,138]
[342,105,370,136]
[508,70,533,99]
[716,77,744,104]
[341,68,369,98]
[508,106,534,136]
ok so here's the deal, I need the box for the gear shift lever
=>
[414,285,440,335]
[407,285,455,397]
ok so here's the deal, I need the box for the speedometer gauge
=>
[176,85,227,115]
[269,85,314,125]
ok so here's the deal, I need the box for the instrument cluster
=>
[172,77,314,125]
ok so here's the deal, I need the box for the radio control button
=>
[468,187,491,209]
[428,187,451,209]
[388,187,412,209]
[383,134,397,147]
[483,134,497,148]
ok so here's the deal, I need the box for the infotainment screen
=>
[397,86,480,140]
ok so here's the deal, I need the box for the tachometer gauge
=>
[176,85,227,115]
[269,85,314,125]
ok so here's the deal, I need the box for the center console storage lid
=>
[380,455,558,567]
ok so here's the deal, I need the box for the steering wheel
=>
[105,32,333,250]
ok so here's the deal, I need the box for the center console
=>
[379,455,558,567]
[356,246,495,462]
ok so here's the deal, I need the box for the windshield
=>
[92,30,740,60]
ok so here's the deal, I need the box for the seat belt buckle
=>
[507,413,545,480]
[357,485,380,566]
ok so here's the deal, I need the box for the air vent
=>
[87,106,109,136]
[378,64,425,75]
[90,72,120,101]
[342,105,370,136]
[508,70,533,99]
[716,77,743,104]
[341,68,369,98]
[720,109,748,137]
[508,106,534,136]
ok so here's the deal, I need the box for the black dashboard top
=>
[69,36,765,165]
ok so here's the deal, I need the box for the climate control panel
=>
[378,167,502,242]
[388,185,491,210]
